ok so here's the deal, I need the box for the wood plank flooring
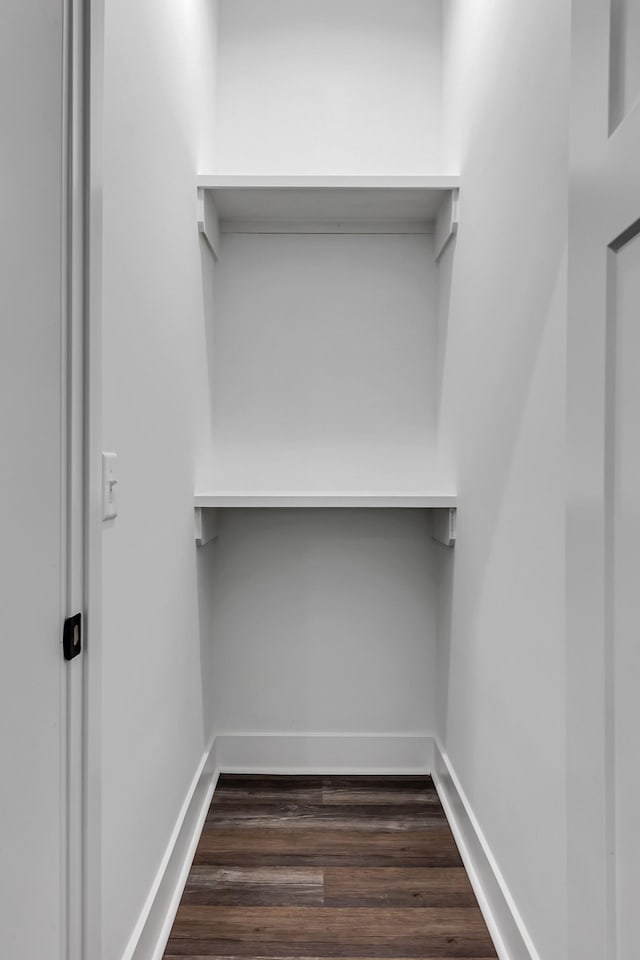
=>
[163,775,498,959]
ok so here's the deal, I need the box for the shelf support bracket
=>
[431,507,456,547]
[197,187,221,260]
[434,188,459,261]
[195,506,219,547]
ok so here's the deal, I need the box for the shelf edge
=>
[194,493,457,508]
[196,174,462,190]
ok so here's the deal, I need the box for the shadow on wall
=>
[435,213,567,759]
[196,234,218,746]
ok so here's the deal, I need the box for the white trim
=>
[83,0,106,956]
[432,740,540,960]
[62,0,95,954]
[215,733,434,775]
[123,736,219,960]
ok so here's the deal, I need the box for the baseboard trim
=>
[432,740,540,960]
[124,735,219,960]
[215,733,434,775]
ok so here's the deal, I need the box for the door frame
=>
[82,0,105,957]
[61,0,106,956]
[566,2,640,958]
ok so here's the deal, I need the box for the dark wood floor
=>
[163,774,498,959]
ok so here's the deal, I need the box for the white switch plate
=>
[102,452,118,521]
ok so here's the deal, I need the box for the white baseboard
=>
[432,740,540,960]
[215,733,434,775]
[123,735,219,960]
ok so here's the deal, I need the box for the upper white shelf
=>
[196,175,460,259]
[194,491,456,508]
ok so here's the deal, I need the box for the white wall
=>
[213,0,442,174]
[0,4,65,957]
[101,2,217,958]
[208,233,439,491]
[437,2,569,958]
[208,509,438,736]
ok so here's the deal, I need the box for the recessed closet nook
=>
[193,0,458,767]
[95,1,570,959]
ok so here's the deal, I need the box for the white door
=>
[567,2,640,959]
[0,3,87,958]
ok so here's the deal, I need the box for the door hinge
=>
[63,612,82,661]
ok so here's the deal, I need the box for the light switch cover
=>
[102,452,118,521]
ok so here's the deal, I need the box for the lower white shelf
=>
[194,492,457,547]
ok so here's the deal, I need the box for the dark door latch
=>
[63,612,82,661]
